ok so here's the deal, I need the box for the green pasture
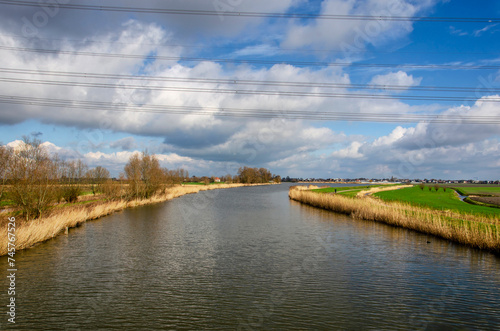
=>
[451,186,500,197]
[375,186,499,217]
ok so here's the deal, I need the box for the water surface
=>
[1,183,499,330]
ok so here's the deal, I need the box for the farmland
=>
[374,185,499,217]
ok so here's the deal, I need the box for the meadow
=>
[311,184,399,197]
[374,186,500,217]
[290,185,500,253]
[450,186,500,197]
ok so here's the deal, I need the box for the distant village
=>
[281,176,500,185]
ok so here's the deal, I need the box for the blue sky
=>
[0,0,499,180]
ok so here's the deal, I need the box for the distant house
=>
[214,177,221,183]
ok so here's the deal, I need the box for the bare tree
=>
[0,144,12,201]
[57,159,88,203]
[141,152,163,198]
[86,166,110,195]
[8,137,55,220]
[125,153,142,199]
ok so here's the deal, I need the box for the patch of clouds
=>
[230,44,281,58]
[449,26,468,36]
[282,0,438,52]
[449,24,499,37]
[109,137,137,151]
[369,71,422,89]
[473,24,499,37]
[0,0,297,42]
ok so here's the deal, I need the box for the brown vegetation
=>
[289,186,500,253]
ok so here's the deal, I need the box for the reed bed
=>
[289,187,500,253]
[0,183,263,255]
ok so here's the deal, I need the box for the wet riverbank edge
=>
[289,186,500,254]
[0,184,270,256]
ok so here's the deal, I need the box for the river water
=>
[1,183,499,330]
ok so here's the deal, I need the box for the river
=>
[1,183,499,330]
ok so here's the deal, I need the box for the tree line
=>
[0,137,189,220]
[0,137,279,221]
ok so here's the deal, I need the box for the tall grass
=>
[0,183,265,255]
[289,187,500,253]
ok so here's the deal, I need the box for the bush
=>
[62,186,82,203]
[101,180,122,200]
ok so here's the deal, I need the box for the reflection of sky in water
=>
[1,183,499,330]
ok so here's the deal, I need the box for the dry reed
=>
[0,183,266,255]
[289,187,500,253]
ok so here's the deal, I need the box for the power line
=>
[1,45,499,70]
[1,76,499,103]
[2,33,499,57]
[0,0,498,23]
[1,67,499,93]
[1,94,498,124]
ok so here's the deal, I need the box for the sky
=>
[0,0,499,180]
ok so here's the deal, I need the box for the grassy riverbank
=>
[289,186,500,253]
[0,183,263,256]
[375,186,499,216]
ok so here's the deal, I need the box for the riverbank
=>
[289,186,500,253]
[0,183,266,256]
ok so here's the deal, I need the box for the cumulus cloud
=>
[0,0,299,43]
[0,20,415,158]
[109,137,137,151]
[282,0,438,52]
[1,0,498,180]
[369,71,422,89]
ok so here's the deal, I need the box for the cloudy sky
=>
[0,0,499,180]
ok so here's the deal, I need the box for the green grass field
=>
[451,186,500,197]
[375,186,499,217]
[312,185,391,197]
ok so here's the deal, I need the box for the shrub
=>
[101,180,122,200]
[62,186,82,203]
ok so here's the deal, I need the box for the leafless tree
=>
[125,152,143,199]
[8,137,55,220]
[0,144,13,201]
[86,166,110,195]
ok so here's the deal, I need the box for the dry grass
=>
[289,187,500,253]
[0,183,265,255]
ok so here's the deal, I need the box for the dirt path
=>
[356,185,414,198]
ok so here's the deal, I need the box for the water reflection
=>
[1,183,499,330]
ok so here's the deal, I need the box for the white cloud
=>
[282,0,436,52]
[109,137,137,151]
[331,141,364,159]
[369,71,422,89]
[449,26,468,36]
[1,0,497,181]
[474,24,499,37]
